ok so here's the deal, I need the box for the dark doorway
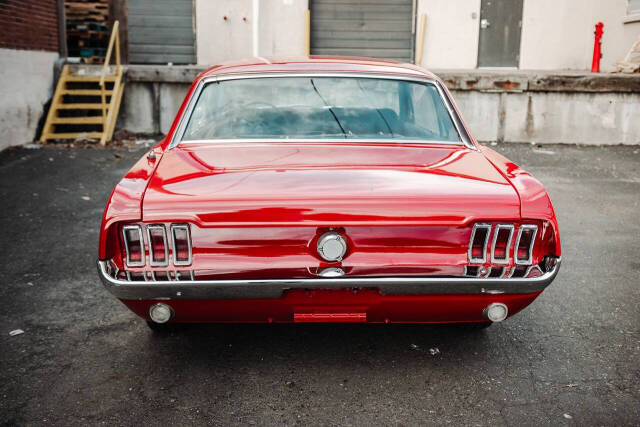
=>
[477,0,523,67]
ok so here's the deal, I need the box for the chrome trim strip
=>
[122,225,145,267]
[97,258,561,300]
[170,224,192,266]
[169,72,474,150]
[491,224,515,264]
[468,223,491,264]
[177,138,463,146]
[146,224,169,267]
[515,224,538,265]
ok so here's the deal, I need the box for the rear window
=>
[181,76,461,143]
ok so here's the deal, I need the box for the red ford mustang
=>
[97,57,561,329]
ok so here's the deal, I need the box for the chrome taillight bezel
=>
[122,225,145,267]
[490,224,515,264]
[514,224,538,265]
[170,223,192,266]
[468,223,491,264]
[146,224,169,267]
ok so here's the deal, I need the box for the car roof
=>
[197,56,438,81]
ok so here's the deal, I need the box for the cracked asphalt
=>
[0,142,638,425]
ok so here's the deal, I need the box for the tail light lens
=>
[171,224,192,265]
[147,225,168,266]
[515,224,538,265]
[468,223,491,263]
[491,224,514,264]
[122,225,145,267]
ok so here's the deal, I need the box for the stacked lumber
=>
[65,0,109,63]
[65,0,108,23]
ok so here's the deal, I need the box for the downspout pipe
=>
[252,0,259,58]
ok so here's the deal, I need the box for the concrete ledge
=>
[435,69,640,93]
[121,65,640,93]
[126,65,207,83]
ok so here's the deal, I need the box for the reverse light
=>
[147,224,168,266]
[171,224,192,266]
[122,225,145,267]
[484,303,508,322]
[149,303,173,323]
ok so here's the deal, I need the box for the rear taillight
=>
[122,225,145,267]
[515,224,538,265]
[491,224,514,264]
[171,224,192,265]
[469,223,491,263]
[469,222,540,266]
[147,224,168,266]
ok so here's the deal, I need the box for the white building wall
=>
[0,48,59,149]
[520,0,640,71]
[415,0,640,71]
[416,0,481,69]
[196,0,308,66]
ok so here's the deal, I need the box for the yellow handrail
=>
[100,21,121,124]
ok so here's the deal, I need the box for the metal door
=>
[128,0,195,64]
[477,0,523,67]
[310,0,413,62]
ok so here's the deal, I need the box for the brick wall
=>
[0,0,59,51]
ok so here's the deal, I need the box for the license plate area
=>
[293,312,367,323]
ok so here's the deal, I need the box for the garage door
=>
[128,0,195,64]
[310,0,414,62]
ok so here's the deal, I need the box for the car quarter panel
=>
[479,144,561,257]
[98,144,164,259]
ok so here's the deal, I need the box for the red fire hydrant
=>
[591,22,604,73]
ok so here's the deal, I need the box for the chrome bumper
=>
[97,259,561,300]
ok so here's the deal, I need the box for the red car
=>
[98,57,561,329]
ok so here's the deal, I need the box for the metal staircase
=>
[41,21,124,145]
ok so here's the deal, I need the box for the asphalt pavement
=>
[0,142,638,425]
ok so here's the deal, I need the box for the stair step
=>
[66,75,117,82]
[56,103,108,110]
[62,89,113,96]
[45,132,104,140]
[52,116,105,125]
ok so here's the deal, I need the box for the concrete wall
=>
[452,90,640,144]
[0,48,59,149]
[117,66,640,145]
[195,0,308,66]
[416,0,640,71]
[442,70,640,144]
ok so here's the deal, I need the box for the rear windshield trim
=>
[170,72,474,149]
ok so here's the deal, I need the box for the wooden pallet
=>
[65,0,108,23]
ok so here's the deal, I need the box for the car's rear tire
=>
[459,321,492,330]
[146,321,169,332]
